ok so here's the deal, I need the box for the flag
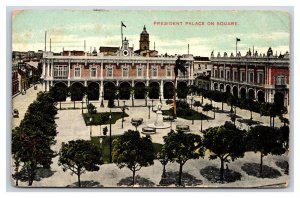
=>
[121,21,126,28]
[236,38,241,42]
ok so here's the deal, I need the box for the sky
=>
[12,9,290,57]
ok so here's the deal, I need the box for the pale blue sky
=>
[12,10,290,57]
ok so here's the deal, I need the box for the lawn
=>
[83,112,129,125]
[91,135,163,164]
[162,109,211,120]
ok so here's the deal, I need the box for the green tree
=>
[112,130,155,186]
[50,86,67,110]
[241,99,255,120]
[162,130,204,186]
[202,103,212,116]
[260,103,277,128]
[227,94,238,114]
[193,101,201,112]
[12,126,56,186]
[69,86,86,109]
[12,92,58,186]
[11,128,23,186]
[203,122,246,182]
[58,140,102,187]
[173,56,187,117]
[278,125,289,150]
[246,125,287,176]
[213,91,228,111]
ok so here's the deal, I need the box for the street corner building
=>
[210,48,290,108]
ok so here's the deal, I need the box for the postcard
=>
[11,9,290,188]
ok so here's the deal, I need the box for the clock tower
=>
[139,25,150,51]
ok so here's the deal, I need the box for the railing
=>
[48,75,191,81]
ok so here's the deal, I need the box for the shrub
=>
[87,103,97,114]
[108,99,115,108]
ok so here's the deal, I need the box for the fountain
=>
[147,102,170,129]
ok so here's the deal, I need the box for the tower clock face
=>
[123,50,128,56]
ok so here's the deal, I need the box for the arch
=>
[177,81,188,99]
[70,82,85,101]
[274,92,285,107]
[225,85,231,94]
[52,82,68,101]
[53,81,68,87]
[134,81,146,99]
[163,81,174,99]
[232,86,238,98]
[70,81,85,87]
[257,90,265,103]
[119,82,131,100]
[248,88,255,100]
[219,84,224,92]
[149,81,160,99]
[213,82,218,91]
[104,81,116,100]
[87,82,99,101]
[240,87,246,99]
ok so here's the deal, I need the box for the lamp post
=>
[89,117,92,137]
[148,105,151,119]
[190,96,194,125]
[121,100,126,129]
[200,111,203,132]
[109,109,112,163]
[159,93,162,103]
[169,108,173,132]
[151,99,154,111]
[81,100,84,114]
[100,91,104,107]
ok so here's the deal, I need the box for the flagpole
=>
[236,38,237,57]
[121,21,123,46]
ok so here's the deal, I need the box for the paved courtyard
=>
[11,88,289,188]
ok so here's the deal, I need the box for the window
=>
[151,66,158,77]
[205,64,207,69]
[276,75,287,85]
[257,73,264,84]
[74,66,81,78]
[137,67,143,77]
[240,71,245,81]
[249,72,254,83]
[220,70,224,78]
[54,65,68,79]
[90,67,97,78]
[106,65,113,78]
[122,67,129,78]
[226,70,230,80]
[166,65,171,77]
[214,69,218,78]
[233,71,238,81]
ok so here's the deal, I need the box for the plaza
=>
[11,84,289,188]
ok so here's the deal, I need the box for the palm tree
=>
[145,86,150,106]
[130,87,135,107]
[173,56,187,118]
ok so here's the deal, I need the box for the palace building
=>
[210,47,290,107]
[41,26,194,101]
